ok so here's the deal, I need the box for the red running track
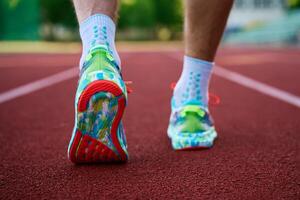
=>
[0,48,299,199]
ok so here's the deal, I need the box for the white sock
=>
[173,55,213,108]
[79,14,120,70]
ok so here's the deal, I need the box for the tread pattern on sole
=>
[69,80,128,163]
[70,131,119,163]
[78,80,123,112]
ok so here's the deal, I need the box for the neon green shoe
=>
[68,45,128,163]
[168,100,217,150]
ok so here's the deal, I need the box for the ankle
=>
[173,55,213,108]
[79,14,120,69]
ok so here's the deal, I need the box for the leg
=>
[184,0,233,61]
[73,0,121,68]
[168,0,233,150]
[68,0,129,163]
[73,0,119,23]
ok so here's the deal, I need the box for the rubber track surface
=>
[0,49,299,199]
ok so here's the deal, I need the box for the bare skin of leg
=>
[73,0,119,23]
[184,0,234,61]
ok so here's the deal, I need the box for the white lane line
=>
[167,54,300,108]
[1,53,300,108]
[213,66,300,108]
[0,67,78,104]
[0,53,135,104]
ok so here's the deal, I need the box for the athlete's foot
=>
[168,102,217,150]
[168,55,217,150]
[68,45,129,163]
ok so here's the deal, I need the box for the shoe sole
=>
[68,80,127,163]
[168,126,217,150]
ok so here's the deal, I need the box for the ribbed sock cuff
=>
[79,14,116,38]
[184,55,213,69]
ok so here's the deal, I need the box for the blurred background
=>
[0,0,300,45]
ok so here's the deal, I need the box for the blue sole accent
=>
[168,126,217,150]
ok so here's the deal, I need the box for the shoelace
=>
[170,82,220,106]
[125,81,133,94]
[124,81,220,106]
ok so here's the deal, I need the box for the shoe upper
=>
[168,98,215,136]
[70,45,129,157]
[76,45,127,104]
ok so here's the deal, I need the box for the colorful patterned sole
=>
[68,80,128,163]
[167,126,217,150]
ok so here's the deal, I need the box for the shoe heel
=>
[68,80,128,163]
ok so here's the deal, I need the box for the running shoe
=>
[167,100,217,150]
[68,45,128,163]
